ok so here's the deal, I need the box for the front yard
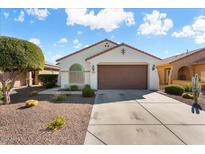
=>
[158,91,205,111]
[0,87,94,144]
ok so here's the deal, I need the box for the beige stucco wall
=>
[0,72,28,88]
[157,65,171,85]
[193,63,205,81]
[171,50,205,80]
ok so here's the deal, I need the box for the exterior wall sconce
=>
[152,64,156,71]
[92,65,95,72]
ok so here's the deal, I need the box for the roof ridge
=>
[56,39,118,62]
[86,43,161,61]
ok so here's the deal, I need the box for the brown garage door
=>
[98,65,147,89]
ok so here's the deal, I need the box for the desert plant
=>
[165,84,185,95]
[47,116,66,131]
[183,83,192,92]
[54,94,67,101]
[182,93,194,99]
[0,36,44,104]
[38,74,58,89]
[82,84,95,97]
[30,90,38,96]
[70,85,79,91]
[25,99,38,107]
[0,88,4,100]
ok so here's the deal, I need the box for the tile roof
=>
[157,48,205,65]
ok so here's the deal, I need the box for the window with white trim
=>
[69,64,84,84]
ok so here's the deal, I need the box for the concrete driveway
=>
[84,90,205,145]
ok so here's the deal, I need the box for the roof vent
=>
[186,49,189,54]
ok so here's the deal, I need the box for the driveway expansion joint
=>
[137,102,187,145]
[87,130,107,145]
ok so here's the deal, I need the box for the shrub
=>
[82,84,95,97]
[54,94,67,101]
[30,90,38,96]
[165,84,185,95]
[44,82,55,89]
[38,74,58,89]
[0,88,4,100]
[70,85,79,91]
[47,116,66,131]
[183,83,192,92]
[25,99,38,107]
[182,93,194,99]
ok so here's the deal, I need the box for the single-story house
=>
[157,48,205,87]
[0,63,60,88]
[56,39,161,90]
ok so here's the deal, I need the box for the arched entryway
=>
[178,66,191,80]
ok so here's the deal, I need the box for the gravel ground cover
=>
[0,87,94,144]
[158,91,205,111]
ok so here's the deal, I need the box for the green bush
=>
[183,83,192,92]
[82,85,95,97]
[54,94,67,101]
[182,93,194,99]
[70,85,79,91]
[165,84,185,95]
[30,90,38,96]
[38,74,58,88]
[0,88,4,100]
[47,116,66,131]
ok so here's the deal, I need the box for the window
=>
[69,64,84,83]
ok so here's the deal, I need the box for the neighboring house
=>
[56,39,161,90]
[0,64,60,88]
[157,48,205,86]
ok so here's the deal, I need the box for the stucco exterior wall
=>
[171,50,205,80]
[193,63,205,81]
[157,65,172,85]
[87,45,160,90]
[58,41,117,88]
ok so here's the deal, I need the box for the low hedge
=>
[82,85,95,97]
[183,83,192,92]
[70,85,79,91]
[38,74,58,88]
[165,84,185,95]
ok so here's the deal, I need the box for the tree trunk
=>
[1,81,11,105]
[3,91,11,105]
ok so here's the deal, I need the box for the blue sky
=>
[1,8,205,64]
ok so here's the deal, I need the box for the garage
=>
[98,65,148,89]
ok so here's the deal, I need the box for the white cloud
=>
[172,25,195,38]
[73,39,82,49]
[14,10,25,22]
[58,38,68,44]
[53,43,57,47]
[172,15,205,44]
[49,54,62,64]
[65,8,135,32]
[30,20,34,24]
[26,8,49,20]
[110,35,115,39]
[138,10,173,35]
[3,12,9,19]
[77,31,83,35]
[29,38,41,46]
[164,50,169,54]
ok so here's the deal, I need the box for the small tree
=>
[0,36,45,104]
